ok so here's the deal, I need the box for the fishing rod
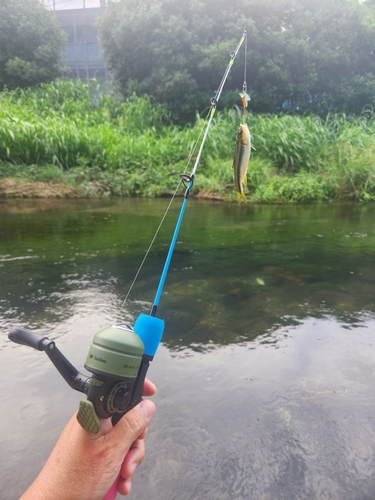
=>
[151,29,247,316]
[8,29,247,500]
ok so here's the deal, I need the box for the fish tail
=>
[237,191,247,204]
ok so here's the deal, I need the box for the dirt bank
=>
[0,178,227,200]
[0,178,104,198]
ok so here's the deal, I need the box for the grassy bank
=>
[1,79,375,202]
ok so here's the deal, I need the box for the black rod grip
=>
[9,327,50,351]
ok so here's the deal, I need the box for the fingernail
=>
[139,400,155,419]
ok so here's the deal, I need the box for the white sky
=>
[43,0,101,10]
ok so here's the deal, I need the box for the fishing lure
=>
[239,91,251,108]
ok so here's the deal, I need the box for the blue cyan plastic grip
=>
[134,314,164,357]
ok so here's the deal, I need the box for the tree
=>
[98,0,375,119]
[0,0,66,90]
[268,0,375,115]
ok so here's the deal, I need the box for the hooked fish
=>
[232,123,251,204]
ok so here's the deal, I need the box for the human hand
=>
[21,379,156,500]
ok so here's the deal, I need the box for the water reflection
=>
[1,199,375,499]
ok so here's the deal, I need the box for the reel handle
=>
[8,327,89,394]
[9,327,52,351]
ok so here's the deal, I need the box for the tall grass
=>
[1,79,375,201]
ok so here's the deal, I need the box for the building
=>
[46,0,108,80]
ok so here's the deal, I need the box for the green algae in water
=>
[1,199,375,348]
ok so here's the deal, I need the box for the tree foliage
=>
[0,0,66,90]
[98,0,375,119]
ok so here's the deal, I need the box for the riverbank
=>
[2,80,375,202]
[0,177,227,200]
[0,160,230,200]
[0,178,85,198]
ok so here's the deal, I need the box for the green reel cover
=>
[84,325,144,378]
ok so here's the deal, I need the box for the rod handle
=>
[9,327,51,351]
[103,475,120,500]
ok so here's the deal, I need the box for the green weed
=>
[2,79,375,202]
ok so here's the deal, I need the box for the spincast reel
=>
[8,314,164,433]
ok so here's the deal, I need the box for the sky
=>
[43,0,101,10]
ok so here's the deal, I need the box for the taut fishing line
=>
[118,105,211,317]
[119,29,248,316]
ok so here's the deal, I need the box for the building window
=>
[54,5,107,80]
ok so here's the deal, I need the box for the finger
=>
[117,476,132,496]
[120,438,146,481]
[137,426,148,440]
[98,384,155,438]
[103,399,155,455]
[142,378,156,397]
[117,439,146,496]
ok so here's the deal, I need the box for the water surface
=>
[1,198,375,500]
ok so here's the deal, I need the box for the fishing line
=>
[243,30,248,95]
[118,186,179,317]
[119,30,248,319]
[150,30,247,317]
[118,106,212,318]
[240,33,250,123]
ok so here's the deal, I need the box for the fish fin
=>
[251,145,256,151]
[237,191,247,204]
[243,174,247,187]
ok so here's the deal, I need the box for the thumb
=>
[104,400,156,452]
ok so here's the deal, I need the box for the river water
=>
[1,198,375,500]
